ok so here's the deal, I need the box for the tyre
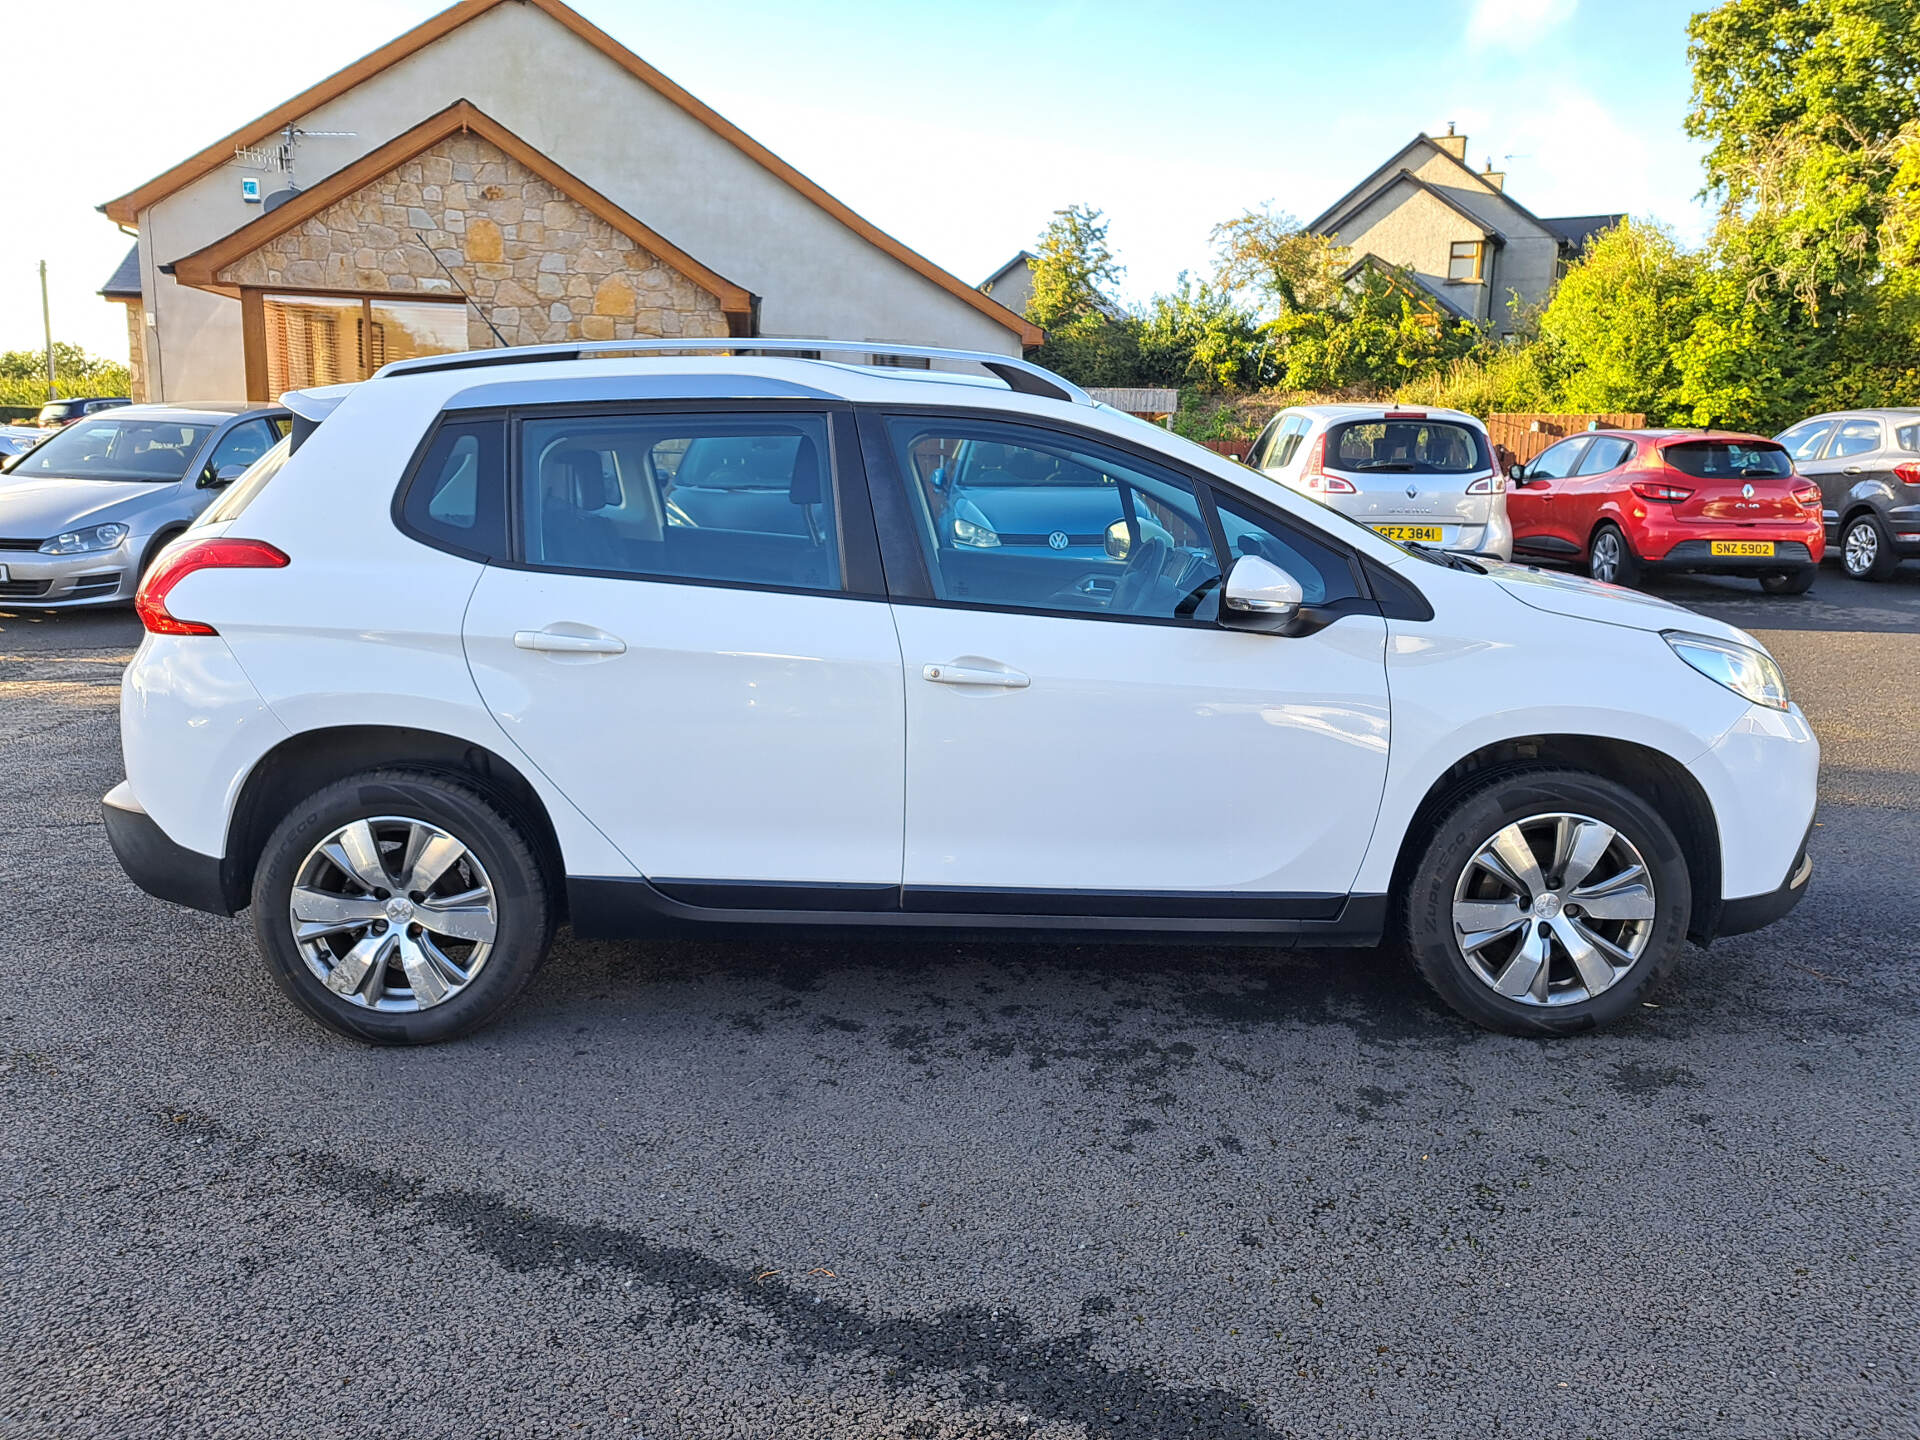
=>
[1586,524,1641,587]
[1403,769,1691,1036]
[250,769,554,1044]
[1840,512,1897,581]
[1758,566,1816,595]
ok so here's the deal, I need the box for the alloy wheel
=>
[1844,519,1879,577]
[1589,531,1621,583]
[1451,812,1656,1007]
[289,815,498,1010]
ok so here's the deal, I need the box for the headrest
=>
[546,447,617,510]
[788,435,822,506]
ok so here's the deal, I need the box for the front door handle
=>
[514,628,626,656]
[923,662,1029,689]
[1843,465,1864,475]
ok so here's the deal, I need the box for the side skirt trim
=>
[567,876,1388,945]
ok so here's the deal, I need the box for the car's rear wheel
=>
[1404,769,1690,1036]
[1759,566,1816,595]
[1586,524,1641,587]
[1841,512,1897,581]
[251,769,554,1044]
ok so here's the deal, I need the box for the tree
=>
[1134,275,1268,391]
[0,345,131,409]
[1536,221,1703,420]
[1208,206,1347,316]
[1025,204,1124,331]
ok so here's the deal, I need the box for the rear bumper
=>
[1643,539,1818,575]
[101,781,240,916]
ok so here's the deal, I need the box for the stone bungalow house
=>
[1308,126,1621,335]
[98,0,1038,404]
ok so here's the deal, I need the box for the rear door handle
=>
[514,628,626,656]
[1843,465,1864,475]
[923,662,1029,689]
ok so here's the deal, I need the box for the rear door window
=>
[516,412,840,592]
[1574,436,1634,474]
[1826,419,1881,459]
[1326,418,1489,475]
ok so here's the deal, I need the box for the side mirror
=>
[1221,553,1304,633]
[1507,463,1528,482]
[202,462,247,489]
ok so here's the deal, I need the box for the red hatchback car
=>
[1506,429,1824,593]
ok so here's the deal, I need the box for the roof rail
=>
[375,338,1090,406]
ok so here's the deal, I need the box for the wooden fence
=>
[1488,413,1644,465]
[1195,438,1250,462]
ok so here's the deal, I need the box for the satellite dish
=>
[262,188,301,213]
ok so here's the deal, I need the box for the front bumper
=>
[0,545,136,606]
[1716,839,1813,937]
[102,781,240,915]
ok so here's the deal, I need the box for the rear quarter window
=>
[398,417,509,560]
[1897,423,1919,452]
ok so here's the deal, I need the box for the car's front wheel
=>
[1841,512,1898,581]
[1758,566,1816,595]
[251,769,554,1044]
[1404,770,1691,1035]
[1586,524,1641,587]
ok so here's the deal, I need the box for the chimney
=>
[1435,121,1467,161]
[1481,158,1506,191]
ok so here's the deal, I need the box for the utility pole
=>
[39,260,55,401]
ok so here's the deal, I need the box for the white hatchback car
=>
[1246,404,1512,561]
[104,342,1816,1045]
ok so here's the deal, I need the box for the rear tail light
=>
[1299,434,1357,494]
[1793,482,1822,508]
[1630,481,1694,503]
[1466,473,1505,494]
[1894,461,1920,487]
[135,537,289,636]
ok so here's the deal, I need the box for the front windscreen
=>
[7,418,214,484]
[1326,419,1490,475]
[1662,440,1792,479]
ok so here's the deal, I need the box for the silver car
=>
[1244,403,1512,560]
[0,402,288,607]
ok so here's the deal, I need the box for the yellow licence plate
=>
[1373,525,1444,543]
[1710,540,1775,557]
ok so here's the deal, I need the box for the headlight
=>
[951,503,1000,549]
[1664,630,1790,710]
[40,522,130,555]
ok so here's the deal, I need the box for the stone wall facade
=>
[117,301,149,404]
[217,132,729,348]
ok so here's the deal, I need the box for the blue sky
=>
[3,0,1711,360]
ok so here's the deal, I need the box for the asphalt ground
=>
[3,562,1916,1439]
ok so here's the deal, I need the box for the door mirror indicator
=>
[1222,554,1304,633]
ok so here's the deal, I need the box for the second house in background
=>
[1311,125,1622,335]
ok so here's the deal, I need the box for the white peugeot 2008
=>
[103,342,1817,1045]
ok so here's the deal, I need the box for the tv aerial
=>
[232,122,359,195]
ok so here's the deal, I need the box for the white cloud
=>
[1465,0,1579,52]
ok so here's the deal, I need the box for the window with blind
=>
[263,294,469,395]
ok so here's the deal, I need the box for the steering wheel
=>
[1107,535,1169,616]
